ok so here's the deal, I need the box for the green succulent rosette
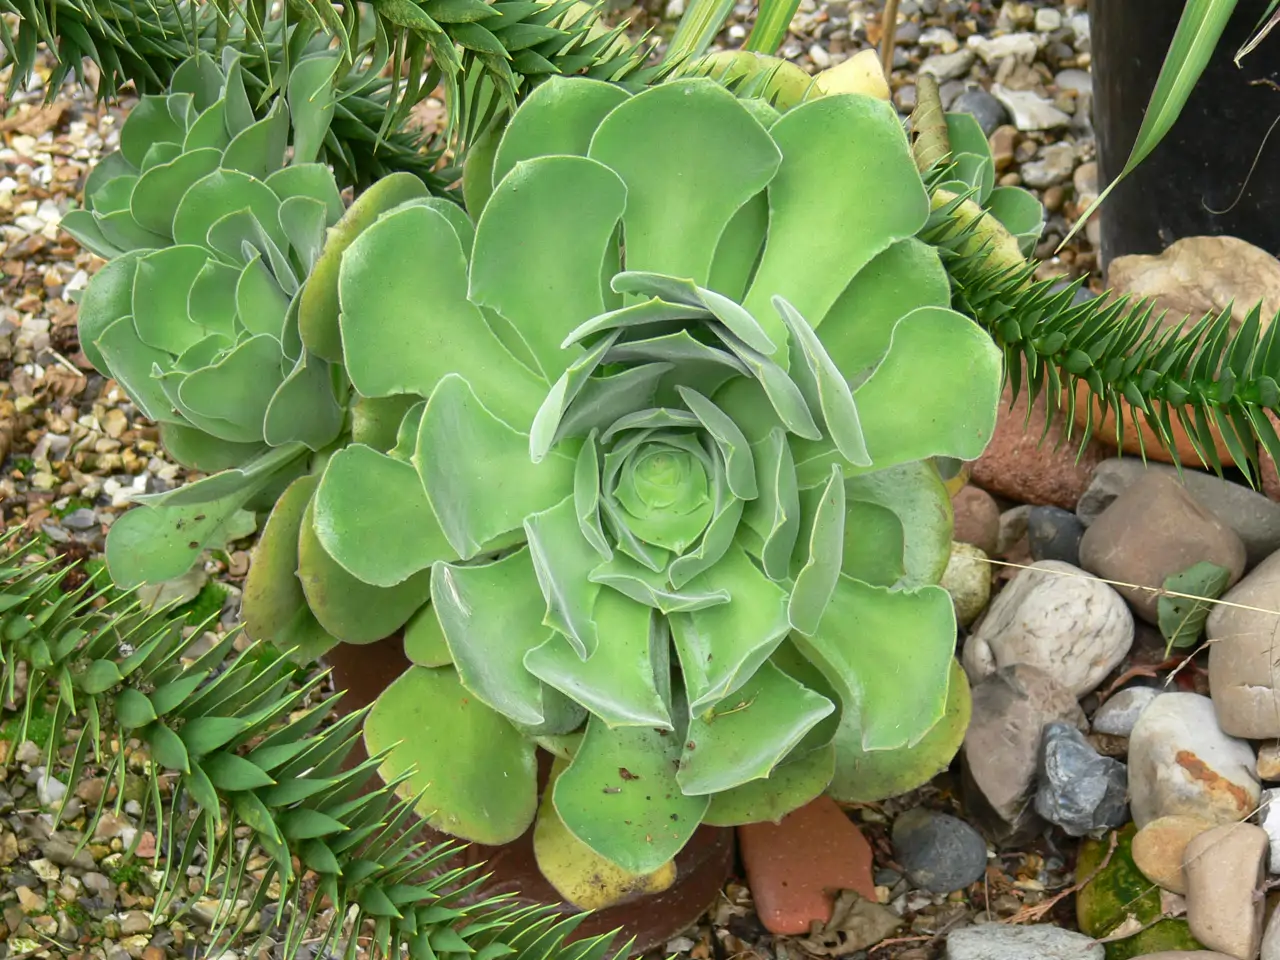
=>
[236,75,1006,900]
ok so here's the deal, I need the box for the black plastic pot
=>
[1090,0,1280,269]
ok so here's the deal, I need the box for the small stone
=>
[35,769,66,807]
[1256,788,1280,873]
[0,831,18,866]
[941,541,990,627]
[1263,901,1280,960]
[120,911,151,935]
[41,837,96,870]
[101,408,128,439]
[1093,687,1160,737]
[1043,184,1065,212]
[890,808,988,893]
[1035,7,1063,31]
[61,508,97,530]
[1055,68,1093,94]
[962,559,1133,696]
[1259,742,1280,781]
[15,741,40,765]
[82,873,111,895]
[1076,458,1280,566]
[28,859,58,882]
[950,88,1009,136]
[1027,506,1084,565]
[967,32,1040,66]
[893,84,917,114]
[1131,815,1216,894]
[989,124,1018,172]
[992,84,1073,130]
[1035,722,1129,836]
[1074,160,1099,202]
[945,924,1103,960]
[951,485,1000,555]
[1019,143,1077,188]
[1209,550,1280,738]
[16,887,46,915]
[1184,823,1268,959]
[920,50,976,82]
[962,664,1087,843]
[738,795,876,935]
[971,380,1106,509]
[1128,692,1260,828]
[1078,472,1246,624]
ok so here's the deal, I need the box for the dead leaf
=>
[793,890,904,957]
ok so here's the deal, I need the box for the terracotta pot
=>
[1070,380,1237,468]
[323,636,735,955]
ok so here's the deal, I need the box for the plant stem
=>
[879,0,900,76]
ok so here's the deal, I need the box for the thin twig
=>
[879,0,900,76]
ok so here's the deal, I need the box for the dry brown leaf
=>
[792,890,904,957]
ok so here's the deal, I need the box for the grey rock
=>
[920,49,976,82]
[34,768,66,807]
[950,88,1008,136]
[1019,143,1077,188]
[1128,692,1260,827]
[1077,458,1280,566]
[1255,787,1280,874]
[1035,722,1129,836]
[962,664,1088,843]
[894,84,917,113]
[962,560,1133,697]
[992,84,1073,131]
[81,872,112,894]
[1263,900,1280,959]
[997,504,1031,556]
[60,508,97,530]
[938,79,966,110]
[891,808,988,893]
[40,837,96,870]
[1028,506,1084,566]
[945,924,1104,960]
[1093,687,1161,737]
[1049,277,1098,308]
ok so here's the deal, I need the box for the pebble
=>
[992,84,1073,130]
[950,87,1009,136]
[1208,549,1280,739]
[1184,823,1269,959]
[945,923,1103,960]
[1079,472,1246,624]
[1034,722,1129,836]
[890,808,988,893]
[1093,686,1160,737]
[1077,458,1280,566]
[967,33,1040,66]
[1128,692,1260,828]
[1263,903,1280,960]
[996,504,1030,556]
[1027,505,1084,565]
[35,768,66,807]
[1019,143,1077,188]
[1260,742,1280,781]
[951,485,1000,555]
[962,664,1087,842]
[962,559,1133,697]
[1055,68,1092,94]
[1257,788,1280,873]
[120,910,151,935]
[1034,7,1063,31]
[1131,815,1216,894]
[989,124,1018,172]
[941,541,990,627]
[920,49,976,82]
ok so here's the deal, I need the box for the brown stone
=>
[1258,741,1280,781]
[961,663,1088,844]
[1131,815,1215,894]
[970,381,1106,510]
[738,795,877,935]
[1078,473,1246,624]
[1183,822,1269,959]
[951,485,1001,555]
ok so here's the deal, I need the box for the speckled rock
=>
[1128,693,1260,828]
[945,924,1103,960]
[1208,549,1280,739]
[962,560,1133,696]
[1079,473,1246,624]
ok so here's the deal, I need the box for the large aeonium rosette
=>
[243,74,1004,901]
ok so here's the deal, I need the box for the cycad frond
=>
[0,531,630,960]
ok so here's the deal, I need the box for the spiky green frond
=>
[0,531,630,960]
[924,206,1280,487]
[0,0,660,178]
